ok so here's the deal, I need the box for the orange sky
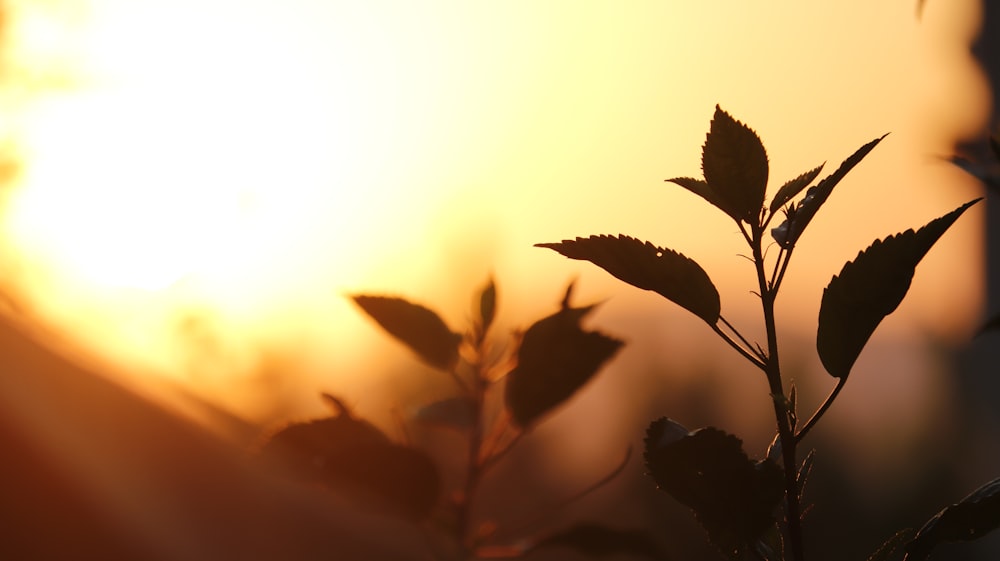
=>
[0,0,990,425]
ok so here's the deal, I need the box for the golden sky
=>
[0,0,990,423]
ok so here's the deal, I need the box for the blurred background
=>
[0,0,996,559]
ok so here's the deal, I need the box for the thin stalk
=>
[771,246,795,292]
[711,321,767,370]
[751,223,805,561]
[795,377,847,444]
[719,315,766,362]
[455,354,489,559]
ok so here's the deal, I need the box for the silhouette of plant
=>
[538,106,997,561]
[261,280,668,560]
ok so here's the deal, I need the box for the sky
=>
[0,0,990,429]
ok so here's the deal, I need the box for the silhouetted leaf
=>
[904,477,1000,561]
[772,135,887,248]
[644,419,784,558]
[504,291,623,428]
[413,397,477,430]
[868,529,914,561]
[699,105,769,223]
[536,235,720,324]
[527,523,669,560]
[816,199,979,378]
[352,295,462,371]
[261,398,441,520]
[769,163,825,212]
[665,176,725,215]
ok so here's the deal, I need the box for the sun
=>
[3,0,416,292]
[0,0,479,419]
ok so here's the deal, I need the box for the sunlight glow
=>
[0,0,988,423]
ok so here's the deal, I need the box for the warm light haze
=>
[0,0,989,425]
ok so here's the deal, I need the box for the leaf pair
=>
[260,395,441,520]
[771,135,887,249]
[644,418,784,558]
[352,282,624,429]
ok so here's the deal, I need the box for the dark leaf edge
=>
[769,163,825,212]
[904,477,1000,561]
[816,199,980,379]
[536,235,721,325]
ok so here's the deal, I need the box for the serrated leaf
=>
[904,477,1000,561]
[536,235,720,324]
[816,199,979,378]
[772,135,887,248]
[504,294,623,428]
[769,163,825,212]
[644,420,784,558]
[352,295,462,370]
[260,399,441,520]
[526,523,668,560]
[700,105,769,223]
[868,529,914,561]
[666,176,726,215]
[413,397,477,430]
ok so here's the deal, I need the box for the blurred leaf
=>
[771,135,886,248]
[477,277,497,338]
[526,523,669,560]
[990,134,999,161]
[868,529,914,561]
[904,477,1000,561]
[816,199,979,378]
[699,105,769,223]
[536,235,720,325]
[352,295,462,371]
[260,399,441,520]
[978,314,1000,336]
[413,397,477,431]
[644,420,784,558]
[504,291,623,427]
[769,163,825,213]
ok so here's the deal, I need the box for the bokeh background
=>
[0,0,996,559]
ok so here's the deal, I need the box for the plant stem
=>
[456,355,489,560]
[795,377,847,444]
[751,224,806,561]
